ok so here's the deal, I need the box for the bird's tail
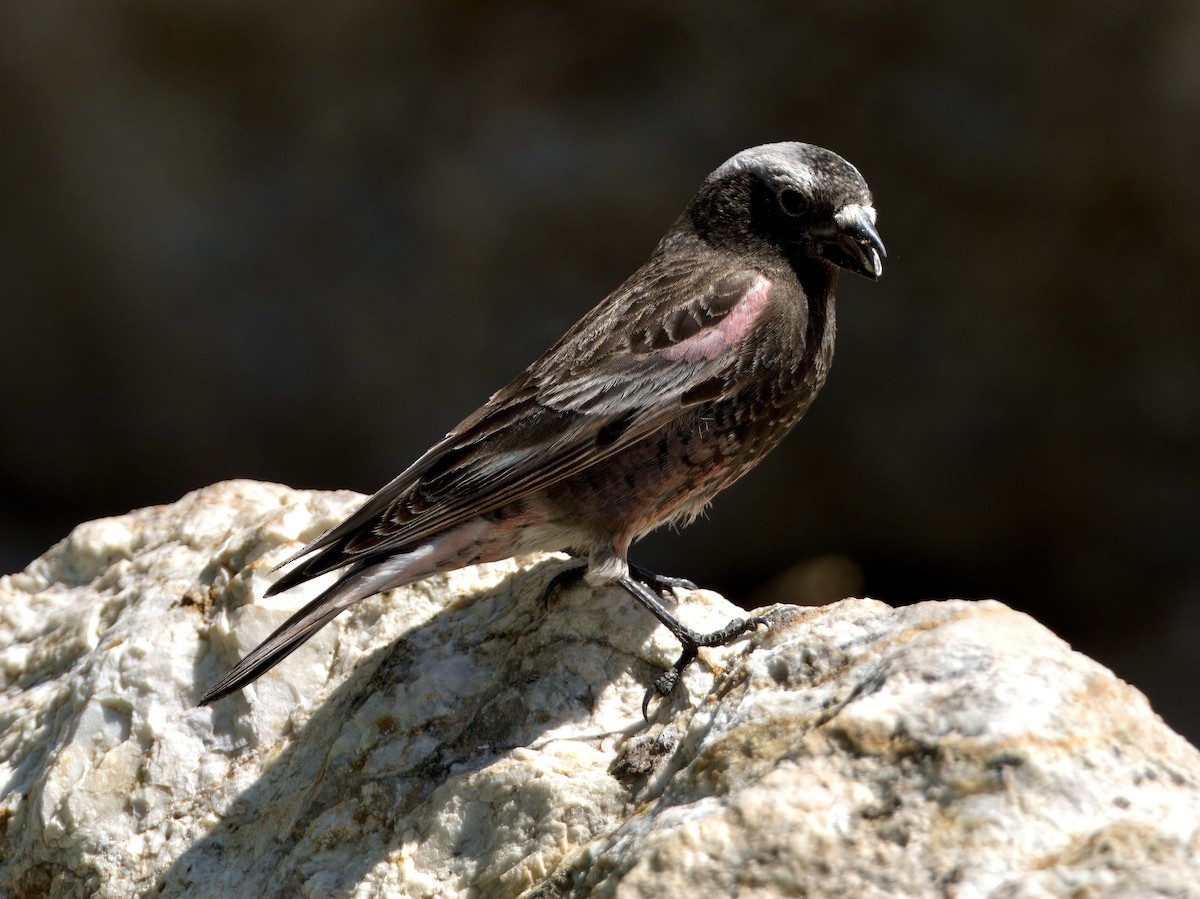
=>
[198,543,442,706]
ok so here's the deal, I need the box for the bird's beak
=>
[825,204,886,280]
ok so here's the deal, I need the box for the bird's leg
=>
[546,557,696,608]
[617,573,768,718]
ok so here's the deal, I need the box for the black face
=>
[758,177,825,235]
[753,177,828,242]
[698,143,886,280]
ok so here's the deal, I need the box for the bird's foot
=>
[628,561,698,595]
[542,561,587,608]
[640,614,769,718]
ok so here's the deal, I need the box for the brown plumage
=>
[200,142,885,711]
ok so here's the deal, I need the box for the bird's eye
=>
[778,188,808,217]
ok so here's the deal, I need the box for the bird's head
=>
[691,142,886,280]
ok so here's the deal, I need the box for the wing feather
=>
[269,256,773,591]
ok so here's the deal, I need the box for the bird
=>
[199,142,885,713]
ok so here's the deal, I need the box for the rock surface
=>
[2,480,1199,898]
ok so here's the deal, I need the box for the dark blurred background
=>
[3,2,1198,739]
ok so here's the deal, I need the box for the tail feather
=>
[263,545,344,597]
[198,544,435,705]
[198,568,365,706]
[199,517,523,706]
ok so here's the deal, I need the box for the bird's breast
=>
[546,279,837,548]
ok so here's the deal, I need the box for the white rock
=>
[2,481,1198,898]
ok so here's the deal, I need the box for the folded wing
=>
[267,260,777,594]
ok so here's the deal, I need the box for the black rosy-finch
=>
[200,142,885,712]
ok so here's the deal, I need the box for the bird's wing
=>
[268,257,783,592]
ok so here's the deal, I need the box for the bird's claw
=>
[628,562,698,595]
[641,615,770,719]
[642,646,695,719]
[542,562,587,608]
[653,574,700,592]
